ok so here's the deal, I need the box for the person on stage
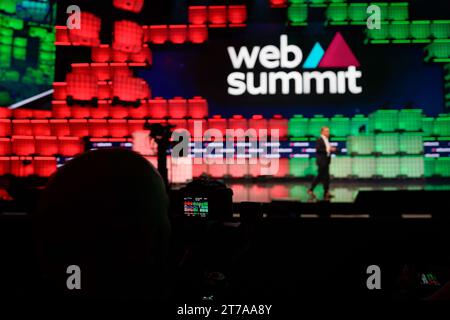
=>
[308,126,336,200]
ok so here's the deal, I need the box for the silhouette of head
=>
[34,148,170,299]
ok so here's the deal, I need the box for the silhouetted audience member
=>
[33,149,170,300]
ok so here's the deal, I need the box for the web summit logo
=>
[227,32,362,96]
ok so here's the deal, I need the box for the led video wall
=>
[0,0,56,106]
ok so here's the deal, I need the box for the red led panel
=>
[112,76,146,102]
[114,20,144,53]
[128,120,146,135]
[228,161,248,178]
[248,160,261,178]
[55,26,69,43]
[89,100,110,119]
[142,26,149,42]
[53,82,67,100]
[31,120,51,136]
[112,48,129,62]
[149,25,168,44]
[68,12,101,47]
[168,98,188,119]
[228,5,247,26]
[90,63,111,81]
[52,101,71,119]
[269,184,289,198]
[32,110,52,119]
[70,104,91,119]
[269,0,288,8]
[147,119,166,128]
[111,64,133,79]
[248,115,268,138]
[188,119,207,139]
[208,6,227,26]
[206,115,227,138]
[109,105,129,119]
[58,137,84,156]
[66,72,98,100]
[189,6,207,25]
[0,119,11,136]
[113,0,144,13]
[167,119,188,133]
[70,63,90,74]
[50,119,70,137]
[35,136,58,156]
[0,138,11,155]
[88,119,109,137]
[69,119,89,137]
[228,115,248,139]
[169,25,188,44]
[10,156,34,176]
[12,120,32,136]
[140,80,151,100]
[92,45,111,63]
[97,81,112,100]
[188,25,208,44]
[0,157,11,175]
[269,114,288,140]
[12,136,35,156]
[13,108,33,119]
[0,108,11,119]
[108,119,128,137]
[128,103,149,119]
[188,97,208,119]
[34,157,57,177]
[248,185,269,202]
[148,98,168,119]
[208,162,228,178]
[129,45,152,63]
[192,163,207,177]
[274,158,289,178]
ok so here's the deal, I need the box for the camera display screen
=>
[184,196,209,218]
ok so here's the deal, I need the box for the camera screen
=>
[184,196,209,218]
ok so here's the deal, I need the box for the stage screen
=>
[139,24,444,118]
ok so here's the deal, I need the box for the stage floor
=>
[227,180,450,203]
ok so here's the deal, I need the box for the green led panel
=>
[350,115,369,136]
[399,133,423,155]
[398,109,423,131]
[366,22,390,41]
[400,156,424,178]
[331,156,352,178]
[435,158,450,177]
[347,135,375,155]
[289,157,314,177]
[433,116,450,136]
[388,3,409,21]
[390,21,409,40]
[410,20,431,41]
[326,4,348,24]
[348,3,368,24]
[330,115,351,137]
[352,156,376,178]
[288,115,309,138]
[431,20,450,39]
[288,4,308,26]
[376,156,400,178]
[424,157,436,178]
[308,115,329,137]
[375,133,399,155]
[368,110,399,132]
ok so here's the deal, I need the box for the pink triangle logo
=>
[318,32,360,68]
